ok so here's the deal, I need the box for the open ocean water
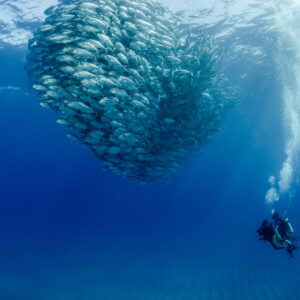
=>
[1,0,300,299]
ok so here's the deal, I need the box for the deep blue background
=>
[1,32,300,299]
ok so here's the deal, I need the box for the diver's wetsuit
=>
[278,219,289,238]
[274,216,292,240]
[258,216,298,257]
[257,221,281,248]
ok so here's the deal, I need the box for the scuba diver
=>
[272,212,293,240]
[257,212,298,257]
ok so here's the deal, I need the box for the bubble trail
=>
[265,1,300,203]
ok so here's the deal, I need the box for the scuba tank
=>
[284,218,294,233]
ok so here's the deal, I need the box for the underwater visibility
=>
[26,0,235,183]
[2,0,300,299]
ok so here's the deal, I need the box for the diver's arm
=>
[274,225,282,240]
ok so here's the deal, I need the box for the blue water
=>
[1,1,300,299]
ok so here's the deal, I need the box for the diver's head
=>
[262,219,268,226]
[272,212,280,221]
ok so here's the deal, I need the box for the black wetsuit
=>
[277,218,289,239]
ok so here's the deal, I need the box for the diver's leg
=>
[287,244,298,258]
[273,238,289,249]
[271,241,285,249]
